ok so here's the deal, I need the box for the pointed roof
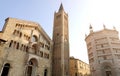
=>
[59,3,64,11]
[103,24,106,29]
[113,26,116,30]
[89,24,93,33]
[89,24,93,29]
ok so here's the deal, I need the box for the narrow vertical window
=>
[44,69,48,76]
[20,44,23,50]
[15,24,18,27]
[16,43,19,49]
[13,30,16,35]
[17,31,19,35]
[26,46,29,52]
[24,45,26,51]
[13,41,16,48]
[20,32,22,37]
[75,73,77,76]
[47,54,49,59]
[9,40,13,47]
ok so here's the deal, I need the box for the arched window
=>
[1,63,10,76]
[44,69,48,76]
[32,35,38,42]
[27,62,32,76]
[32,44,38,54]
[26,58,38,76]
[104,66,112,76]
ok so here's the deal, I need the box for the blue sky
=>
[0,0,87,35]
[1,0,120,63]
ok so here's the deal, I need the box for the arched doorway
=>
[26,58,38,76]
[1,63,10,76]
[44,69,48,76]
[104,66,112,76]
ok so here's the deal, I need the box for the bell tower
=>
[52,3,69,76]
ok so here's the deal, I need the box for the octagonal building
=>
[85,25,120,76]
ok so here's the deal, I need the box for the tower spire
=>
[53,3,69,76]
[89,24,92,29]
[103,24,106,29]
[59,3,64,11]
[113,26,116,30]
[89,24,93,33]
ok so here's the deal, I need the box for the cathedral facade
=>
[0,4,70,76]
[0,17,52,76]
[85,25,120,76]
